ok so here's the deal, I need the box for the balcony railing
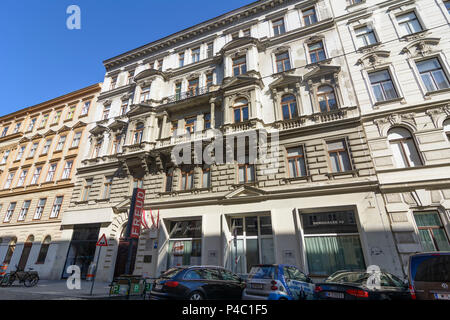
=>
[166,86,209,104]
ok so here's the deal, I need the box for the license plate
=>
[325,291,344,299]
[154,284,163,291]
[251,283,263,289]
[434,293,450,300]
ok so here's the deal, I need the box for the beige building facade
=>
[0,84,101,279]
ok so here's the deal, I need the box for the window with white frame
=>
[71,131,82,148]
[191,47,200,63]
[232,56,247,76]
[317,85,338,112]
[368,69,399,102]
[302,7,318,26]
[127,70,135,84]
[416,58,450,92]
[29,142,38,158]
[238,162,255,183]
[4,172,15,189]
[275,51,291,73]
[111,134,122,154]
[4,202,16,222]
[354,25,377,47]
[62,161,73,179]
[396,12,423,36]
[13,122,21,134]
[102,105,110,120]
[202,165,211,188]
[66,106,76,121]
[0,150,9,164]
[286,146,307,178]
[55,135,66,151]
[33,198,46,220]
[40,114,49,128]
[31,167,42,185]
[140,86,151,102]
[46,163,57,182]
[103,176,113,199]
[28,118,36,132]
[308,41,326,63]
[281,94,298,120]
[134,123,144,144]
[179,52,185,67]
[92,139,102,158]
[228,216,274,274]
[17,170,28,187]
[16,146,25,161]
[50,196,63,218]
[180,169,194,190]
[272,18,286,36]
[82,179,93,201]
[120,100,128,116]
[53,110,62,125]
[18,200,31,221]
[301,210,365,276]
[1,126,8,137]
[81,101,91,116]
[207,42,214,58]
[41,139,52,155]
[388,127,422,168]
[327,139,352,173]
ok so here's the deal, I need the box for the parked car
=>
[408,252,450,300]
[149,266,245,300]
[242,264,315,300]
[314,270,411,300]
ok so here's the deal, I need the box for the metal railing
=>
[166,86,209,104]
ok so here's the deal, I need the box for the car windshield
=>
[413,255,450,282]
[160,267,183,279]
[248,266,276,280]
[326,272,365,283]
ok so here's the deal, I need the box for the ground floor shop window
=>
[62,224,100,279]
[167,220,202,268]
[414,211,450,252]
[228,215,274,274]
[301,210,365,276]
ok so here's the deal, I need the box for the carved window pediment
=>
[303,65,341,83]
[357,50,391,68]
[401,37,440,58]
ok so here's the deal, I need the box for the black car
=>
[315,270,411,300]
[150,266,245,300]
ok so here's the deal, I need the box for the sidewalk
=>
[0,280,122,300]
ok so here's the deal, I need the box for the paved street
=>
[0,280,113,300]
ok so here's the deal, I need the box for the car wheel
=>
[188,291,204,300]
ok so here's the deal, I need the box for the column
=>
[210,100,215,129]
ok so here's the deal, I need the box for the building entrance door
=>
[113,238,137,277]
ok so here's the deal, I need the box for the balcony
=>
[165,86,210,104]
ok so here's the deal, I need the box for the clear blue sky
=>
[0,0,253,117]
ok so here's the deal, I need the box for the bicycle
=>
[0,265,39,287]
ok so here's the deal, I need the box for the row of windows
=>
[3,160,74,190]
[0,102,90,139]
[2,235,52,265]
[0,196,63,223]
[0,131,82,166]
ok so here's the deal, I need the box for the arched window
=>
[233,98,249,123]
[317,85,337,112]
[36,236,51,264]
[2,237,17,264]
[281,95,298,120]
[388,127,422,168]
[444,119,450,141]
[134,123,144,144]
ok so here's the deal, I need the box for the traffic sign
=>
[96,234,108,247]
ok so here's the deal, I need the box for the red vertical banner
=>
[130,188,145,239]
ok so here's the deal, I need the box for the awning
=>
[61,207,115,226]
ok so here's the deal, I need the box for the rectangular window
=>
[140,86,151,102]
[31,167,42,185]
[181,170,194,190]
[238,163,255,183]
[1,126,8,137]
[41,139,52,155]
[1,150,9,164]
[414,211,450,252]
[93,139,102,158]
[110,76,117,90]
[46,163,57,182]
[4,172,15,189]
[397,12,423,36]
[287,146,307,178]
[16,146,25,161]
[165,168,174,192]
[232,56,247,76]
[81,101,91,115]
[446,1,450,14]
[207,42,214,58]
[231,32,239,40]
[103,105,110,120]
[18,200,31,221]
[55,135,66,151]
[33,198,46,220]
[191,47,200,63]
[303,7,318,26]
[71,131,82,148]
[272,18,286,36]
[242,28,251,37]
[28,118,36,132]
[204,113,211,130]
[171,121,178,135]
[327,139,352,173]
[185,117,197,134]
[4,202,16,222]
[17,169,28,187]
[112,135,122,154]
[369,70,399,102]
[62,161,73,179]
[66,106,75,120]
[187,78,199,96]
[175,82,182,100]
[50,196,63,218]
[308,41,326,63]
[13,122,21,134]
[355,25,377,47]
[29,143,38,158]
[120,100,129,116]
[53,110,62,124]
[275,52,291,73]
[302,211,365,276]
[179,53,185,67]
[157,59,163,71]
[82,179,93,201]
[103,176,113,199]
[416,58,450,92]
[233,104,249,123]
[40,114,49,128]
[202,166,211,188]
[167,220,202,268]
[206,73,213,88]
